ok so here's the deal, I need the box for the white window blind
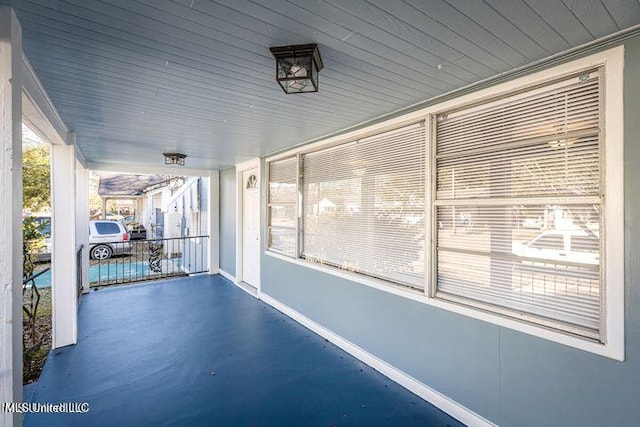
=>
[267,156,298,256]
[301,123,426,289]
[434,70,603,337]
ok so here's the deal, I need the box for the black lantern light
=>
[269,44,323,94]
[163,152,187,166]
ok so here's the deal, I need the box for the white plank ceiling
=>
[4,0,640,170]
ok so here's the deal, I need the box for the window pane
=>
[436,75,599,156]
[269,204,296,228]
[269,182,297,204]
[269,228,296,256]
[436,204,600,331]
[268,157,298,255]
[302,123,426,289]
[436,136,600,200]
[435,71,603,337]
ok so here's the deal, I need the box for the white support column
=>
[75,157,89,293]
[208,170,220,274]
[51,143,77,348]
[0,7,23,425]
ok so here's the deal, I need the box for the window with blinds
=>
[433,70,603,338]
[301,123,426,289]
[267,156,298,256]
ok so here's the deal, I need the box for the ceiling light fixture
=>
[163,152,187,166]
[269,44,324,94]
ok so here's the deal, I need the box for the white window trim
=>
[265,46,624,361]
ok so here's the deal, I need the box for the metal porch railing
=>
[90,235,209,288]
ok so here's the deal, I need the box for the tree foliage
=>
[22,145,50,212]
[23,216,47,279]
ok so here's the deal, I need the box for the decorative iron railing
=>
[90,235,209,288]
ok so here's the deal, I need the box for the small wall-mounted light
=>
[163,152,187,166]
[269,44,323,94]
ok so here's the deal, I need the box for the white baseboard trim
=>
[217,269,236,283]
[218,270,260,299]
[259,292,496,427]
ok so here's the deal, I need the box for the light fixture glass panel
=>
[282,79,315,93]
[270,44,323,94]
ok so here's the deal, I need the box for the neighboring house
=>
[98,173,208,273]
[97,173,169,226]
[153,176,209,274]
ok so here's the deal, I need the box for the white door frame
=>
[235,158,261,293]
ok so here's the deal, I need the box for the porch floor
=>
[25,275,463,427]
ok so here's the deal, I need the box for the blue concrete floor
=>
[26,275,464,427]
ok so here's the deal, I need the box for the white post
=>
[75,158,89,293]
[51,143,77,348]
[208,170,220,274]
[0,6,23,426]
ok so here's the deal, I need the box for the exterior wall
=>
[255,37,640,427]
[182,177,208,273]
[139,179,211,272]
[142,193,152,230]
[219,167,236,276]
[164,188,181,240]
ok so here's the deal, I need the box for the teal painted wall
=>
[219,167,236,276]
[215,39,640,426]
